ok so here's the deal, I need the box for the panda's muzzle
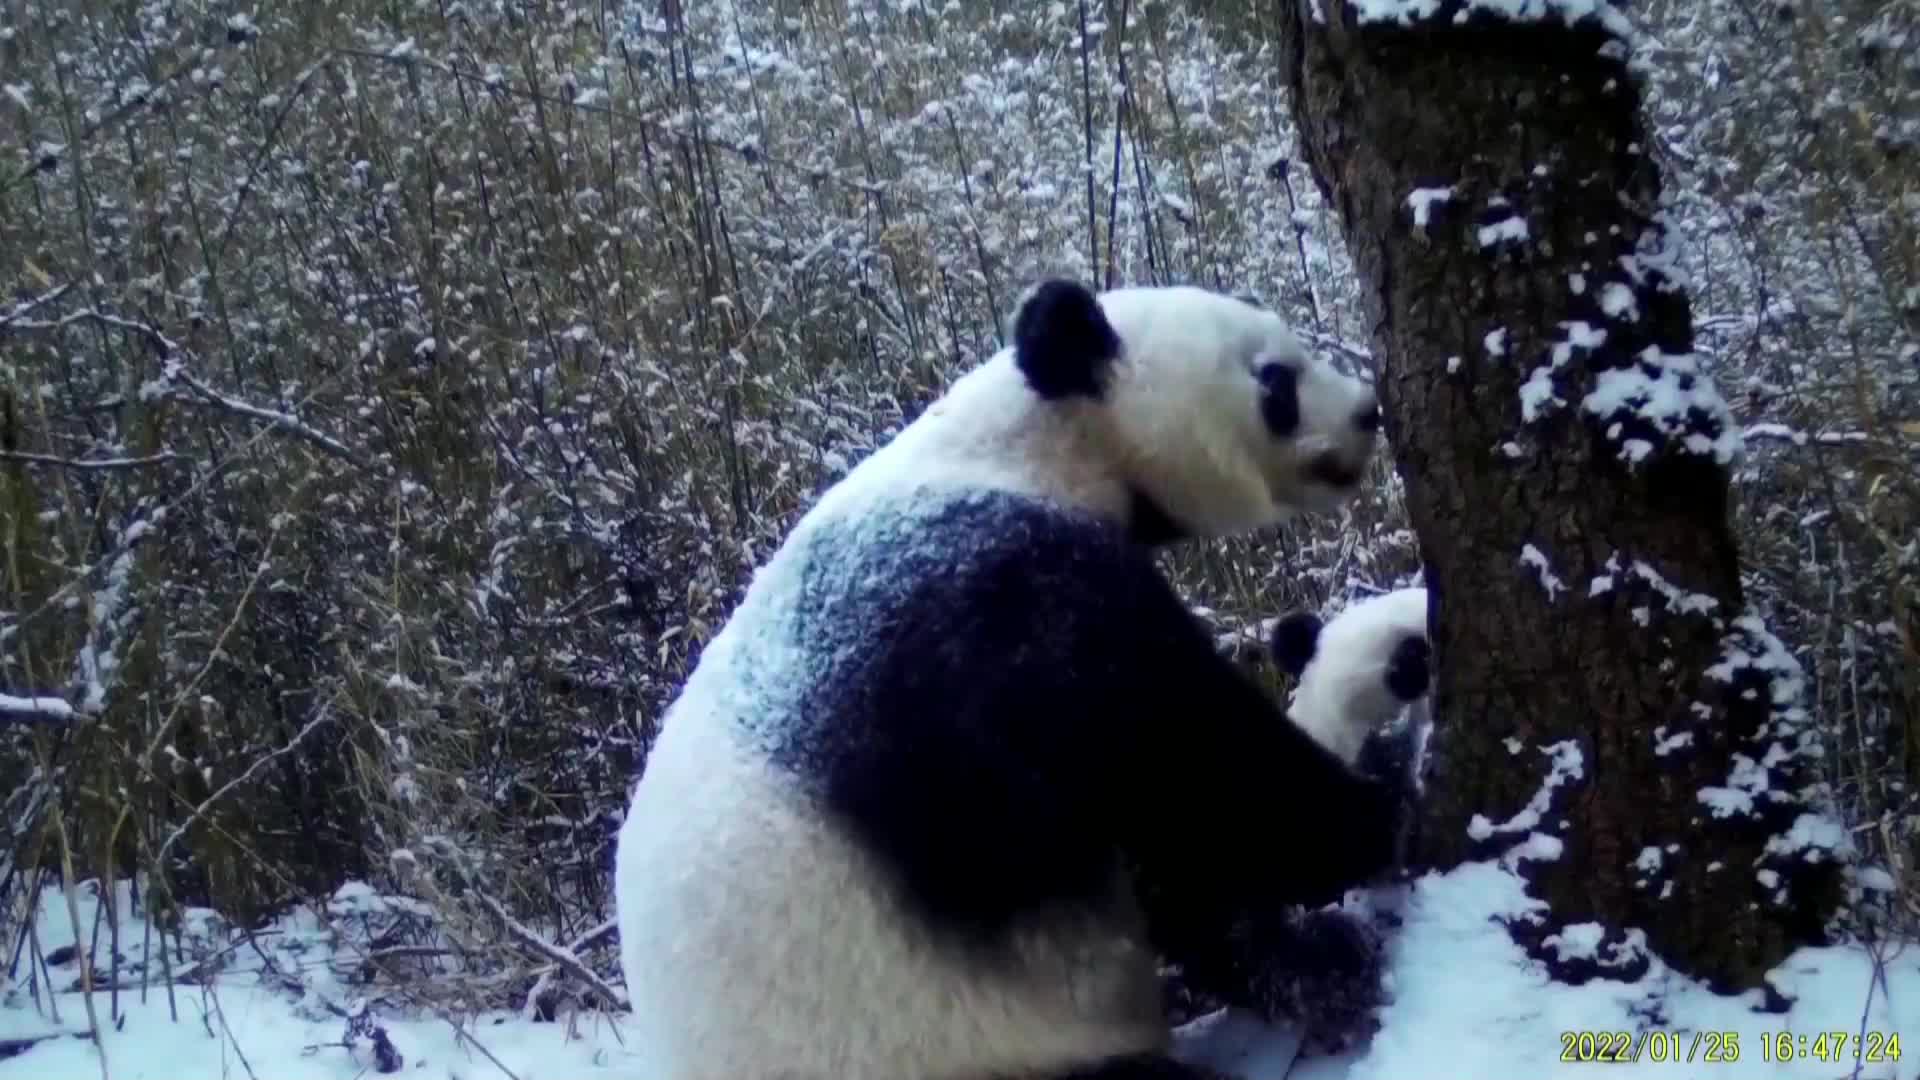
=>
[1306,452,1365,490]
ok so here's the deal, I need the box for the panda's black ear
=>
[1270,611,1323,677]
[1012,279,1120,400]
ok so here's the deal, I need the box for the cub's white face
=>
[1096,286,1381,538]
[1277,587,1432,766]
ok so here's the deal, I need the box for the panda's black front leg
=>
[1155,888,1388,1049]
[1096,563,1408,1045]
[1118,666,1404,1045]
[1224,907,1389,1050]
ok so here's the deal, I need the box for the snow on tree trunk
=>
[1273,1,1843,993]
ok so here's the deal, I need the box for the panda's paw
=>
[1253,910,1387,1049]
[1384,636,1430,702]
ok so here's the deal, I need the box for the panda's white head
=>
[880,279,1382,542]
[1271,587,1431,767]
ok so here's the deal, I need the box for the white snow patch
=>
[1483,327,1508,358]
[1540,921,1605,962]
[1519,543,1568,600]
[1583,346,1742,465]
[1270,861,1920,1080]
[1467,739,1583,841]
[8,866,1917,1080]
[1764,812,1852,864]
[1651,726,1694,757]
[1348,0,1635,38]
[1597,554,1720,618]
[0,693,73,719]
[1173,1007,1307,1078]
[1519,366,1563,421]
[1503,831,1565,867]
[1698,752,1770,819]
[1406,185,1455,228]
[1599,281,1639,320]
[1478,214,1530,249]
[1520,320,1608,422]
[1705,614,1803,694]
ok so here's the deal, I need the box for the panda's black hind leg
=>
[1043,1054,1234,1080]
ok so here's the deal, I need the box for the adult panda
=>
[614,279,1402,1080]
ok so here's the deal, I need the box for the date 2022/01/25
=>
[1559,1028,1903,1066]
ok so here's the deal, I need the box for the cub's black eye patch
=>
[1256,361,1297,390]
[1258,362,1301,436]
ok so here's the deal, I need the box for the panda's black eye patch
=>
[1256,361,1296,389]
[1258,361,1301,437]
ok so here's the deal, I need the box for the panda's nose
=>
[1354,402,1382,433]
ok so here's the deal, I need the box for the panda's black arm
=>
[1098,576,1403,992]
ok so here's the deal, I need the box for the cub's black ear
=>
[1012,279,1120,400]
[1270,611,1323,677]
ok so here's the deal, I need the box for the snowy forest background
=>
[0,0,1915,1058]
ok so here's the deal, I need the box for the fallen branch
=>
[0,450,182,471]
[424,840,627,1013]
[518,918,622,1021]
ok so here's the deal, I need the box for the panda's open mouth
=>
[1306,453,1365,490]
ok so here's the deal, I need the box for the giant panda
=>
[1271,586,1433,787]
[613,278,1404,1080]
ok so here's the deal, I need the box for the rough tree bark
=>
[1272,1,1842,993]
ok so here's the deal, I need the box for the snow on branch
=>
[161,363,365,467]
[0,693,75,723]
[422,838,628,1013]
[156,705,340,864]
[1348,0,1634,39]
[6,307,364,468]
[0,282,72,327]
[1300,330,1376,375]
[0,449,183,471]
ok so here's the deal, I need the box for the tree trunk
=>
[1273,2,1841,993]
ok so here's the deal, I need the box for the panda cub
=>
[614,279,1403,1080]
[1272,586,1434,794]
[1242,587,1436,1049]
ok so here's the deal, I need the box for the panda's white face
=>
[1274,587,1431,766]
[1094,285,1380,538]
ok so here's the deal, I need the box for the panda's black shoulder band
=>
[1011,278,1120,400]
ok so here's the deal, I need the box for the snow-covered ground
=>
[5,864,1914,1079]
